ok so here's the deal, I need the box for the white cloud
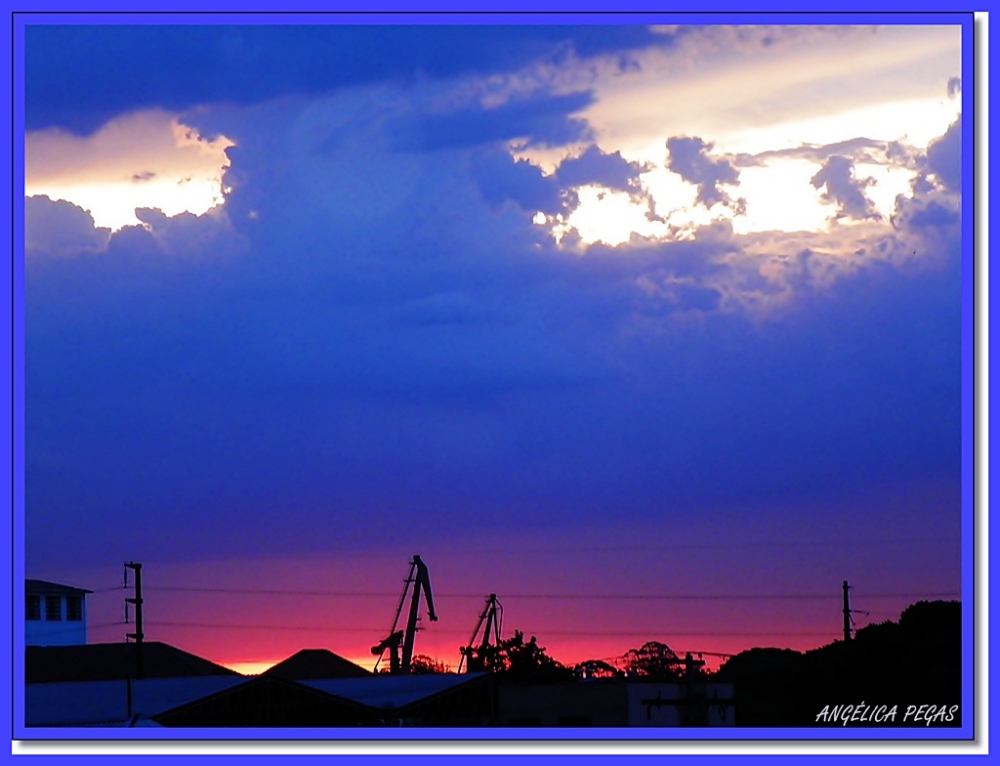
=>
[25,109,233,230]
[27,33,962,328]
[581,25,961,156]
[501,25,960,253]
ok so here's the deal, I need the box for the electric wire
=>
[134,586,959,601]
[137,621,848,637]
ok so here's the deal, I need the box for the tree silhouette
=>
[622,641,684,681]
[714,600,961,726]
[573,659,622,679]
[714,647,807,725]
[408,654,451,674]
[478,630,573,680]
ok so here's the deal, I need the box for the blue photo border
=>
[3,2,985,756]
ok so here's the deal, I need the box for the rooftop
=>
[25,676,247,726]
[26,641,241,684]
[304,673,488,710]
[262,648,372,680]
[25,579,93,596]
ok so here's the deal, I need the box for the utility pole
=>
[125,562,144,679]
[842,580,852,642]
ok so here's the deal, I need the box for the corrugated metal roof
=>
[25,579,93,596]
[303,673,487,710]
[25,676,248,726]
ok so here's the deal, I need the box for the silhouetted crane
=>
[458,593,503,673]
[371,555,437,674]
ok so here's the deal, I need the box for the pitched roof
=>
[304,673,487,710]
[26,642,240,684]
[26,673,492,727]
[152,675,379,728]
[25,579,93,596]
[25,676,247,726]
[262,648,372,680]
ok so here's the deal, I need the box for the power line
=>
[85,622,129,633]
[56,536,959,594]
[422,537,961,555]
[141,621,834,637]
[138,586,960,601]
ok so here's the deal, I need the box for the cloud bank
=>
[23,25,963,574]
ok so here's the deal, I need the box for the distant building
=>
[626,681,735,727]
[25,580,92,647]
[497,678,736,727]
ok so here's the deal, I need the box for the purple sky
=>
[21,22,965,672]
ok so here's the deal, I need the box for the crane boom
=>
[372,555,437,674]
[401,555,437,673]
[458,593,503,673]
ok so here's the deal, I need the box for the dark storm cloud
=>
[24,196,110,255]
[470,143,648,217]
[25,25,666,135]
[810,155,880,220]
[25,200,615,566]
[24,96,963,569]
[634,277,722,312]
[470,150,568,215]
[390,292,497,327]
[554,145,649,193]
[665,136,740,208]
[907,200,961,230]
[925,115,961,193]
[390,90,594,151]
[890,186,960,261]
[25,237,961,567]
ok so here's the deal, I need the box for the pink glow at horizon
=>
[24,25,965,688]
[33,475,960,675]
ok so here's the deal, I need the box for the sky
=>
[21,22,965,675]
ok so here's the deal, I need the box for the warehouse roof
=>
[25,676,247,727]
[26,642,240,684]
